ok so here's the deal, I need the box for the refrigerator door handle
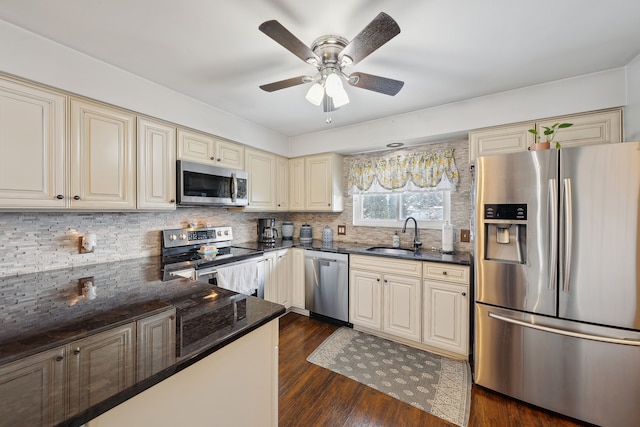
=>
[488,312,640,346]
[548,179,558,290]
[562,178,573,293]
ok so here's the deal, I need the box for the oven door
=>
[197,257,265,298]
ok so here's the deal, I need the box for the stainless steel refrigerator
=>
[474,141,640,427]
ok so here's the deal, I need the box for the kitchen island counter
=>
[0,256,285,426]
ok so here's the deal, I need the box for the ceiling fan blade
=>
[260,76,311,92]
[348,72,404,96]
[339,12,400,66]
[259,20,320,64]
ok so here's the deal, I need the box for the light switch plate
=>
[460,229,470,242]
[337,225,346,235]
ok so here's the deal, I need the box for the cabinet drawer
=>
[423,262,469,284]
[350,255,422,278]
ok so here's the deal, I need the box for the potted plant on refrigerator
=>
[528,122,573,150]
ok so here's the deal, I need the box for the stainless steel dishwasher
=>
[304,250,349,323]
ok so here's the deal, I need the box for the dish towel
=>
[215,261,259,295]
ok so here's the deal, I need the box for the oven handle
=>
[169,269,196,280]
[196,256,264,280]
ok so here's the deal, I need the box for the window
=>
[353,190,450,228]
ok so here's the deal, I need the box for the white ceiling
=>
[1,0,640,138]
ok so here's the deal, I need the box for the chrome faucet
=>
[401,216,422,251]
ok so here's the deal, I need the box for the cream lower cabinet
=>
[70,98,137,209]
[0,345,67,426]
[0,76,67,209]
[349,255,422,343]
[68,323,136,416]
[423,262,470,356]
[264,249,291,308]
[136,308,176,381]
[290,248,306,310]
[137,117,176,210]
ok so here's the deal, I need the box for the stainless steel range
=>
[161,226,265,298]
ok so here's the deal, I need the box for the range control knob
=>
[179,233,187,240]
[217,230,223,236]
[224,230,229,235]
[168,234,177,241]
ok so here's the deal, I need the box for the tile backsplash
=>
[0,139,473,277]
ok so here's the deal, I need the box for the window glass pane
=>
[362,194,399,220]
[401,191,444,221]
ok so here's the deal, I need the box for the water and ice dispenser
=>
[483,204,527,264]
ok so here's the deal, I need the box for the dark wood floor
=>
[278,313,590,427]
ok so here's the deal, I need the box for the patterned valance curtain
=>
[347,149,459,194]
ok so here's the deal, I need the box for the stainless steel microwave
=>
[176,160,248,207]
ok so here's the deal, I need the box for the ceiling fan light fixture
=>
[324,72,343,98]
[331,88,350,108]
[305,82,324,106]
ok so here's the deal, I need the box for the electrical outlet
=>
[460,229,470,242]
[337,225,346,235]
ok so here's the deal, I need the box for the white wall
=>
[289,68,627,156]
[0,19,290,156]
[625,54,640,141]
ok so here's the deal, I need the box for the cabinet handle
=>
[384,279,388,283]
[55,356,64,362]
[56,194,64,200]
[73,195,81,200]
[170,199,175,203]
[327,203,331,206]
[462,292,467,296]
[217,158,221,161]
[376,278,380,282]
[210,156,215,160]
[73,348,80,355]
[442,271,448,276]
[169,315,175,320]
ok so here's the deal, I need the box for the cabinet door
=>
[469,122,535,163]
[536,109,622,148]
[216,139,244,169]
[276,156,289,211]
[0,77,66,208]
[176,128,216,164]
[137,117,176,210]
[349,269,383,330]
[288,157,305,211]
[290,248,305,309]
[0,346,66,426]
[70,98,136,209]
[275,249,291,308]
[423,280,469,355]
[244,148,277,211]
[263,252,277,303]
[383,274,422,342]
[137,308,176,381]
[68,323,136,415]
[305,154,332,211]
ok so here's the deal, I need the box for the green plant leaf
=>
[528,129,538,135]
[558,123,573,128]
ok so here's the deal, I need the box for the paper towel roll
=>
[442,221,454,254]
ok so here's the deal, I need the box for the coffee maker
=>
[257,218,278,244]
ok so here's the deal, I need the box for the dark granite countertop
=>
[0,256,285,426]
[235,239,472,266]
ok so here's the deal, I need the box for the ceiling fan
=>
[258,12,404,112]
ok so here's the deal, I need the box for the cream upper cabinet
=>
[244,148,277,211]
[469,108,623,163]
[276,156,289,211]
[468,122,535,163]
[288,157,305,211]
[137,117,176,210]
[0,77,67,208]
[305,153,344,212]
[177,128,244,170]
[350,255,422,343]
[70,98,136,209]
[536,109,622,149]
[423,262,470,356]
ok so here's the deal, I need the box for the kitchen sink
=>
[366,246,416,256]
